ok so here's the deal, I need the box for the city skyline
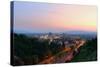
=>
[13,1,97,33]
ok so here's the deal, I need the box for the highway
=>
[39,40,86,64]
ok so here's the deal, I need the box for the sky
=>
[13,1,97,33]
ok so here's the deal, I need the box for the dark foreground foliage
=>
[12,33,63,65]
[71,38,97,62]
[12,33,97,65]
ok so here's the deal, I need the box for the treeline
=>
[13,33,64,65]
[71,37,97,62]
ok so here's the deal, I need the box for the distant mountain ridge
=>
[64,31,97,35]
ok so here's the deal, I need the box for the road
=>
[39,40,86,64]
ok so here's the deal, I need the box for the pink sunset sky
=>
[14,2,97,33]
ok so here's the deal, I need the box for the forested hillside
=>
[12,33,63,65]
[71,38,97,62]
